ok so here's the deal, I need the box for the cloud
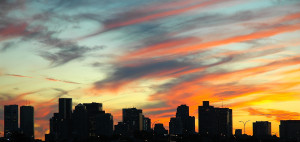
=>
[93,60,192,92]
[78,0,229,39]
[5,73,33,78]
[246,107,300,121]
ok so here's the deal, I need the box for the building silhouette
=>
[48,98,73,142]
[20,106,34,140]
[83,102,104,137]
[143,116,151,132]
[4,105,18,137]
[198,101,232,137]
[235,129,242,137]
[59,98,72,119]
[154,123,168,136]
[46,99,114,142]
[169,104,195,135]
[280,120,300,142]
[114,122,129,136]
[72,104,89,141]
[253,121,271,138]
[123,108,143,132]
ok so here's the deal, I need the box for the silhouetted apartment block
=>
[59,98,72,119]
[154,123,168,136]
[95,113,113,136]
[48,98,73,142]
[169,104,195,135]
[280,120,300,142]
[198,101,232,137]
[170,117,183,135]
[143,116,151,131]
[115,122,129,136]
[253,121,271,138]
[83,102,105,137]
[235,129,242,137]
[20,106,34,140]
[4,105,18,137]
[72,104,89,141]
[83,102,113,137]
[123,108,143,132]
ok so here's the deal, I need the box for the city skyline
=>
[2,99,300,141]
[1,0,300,140]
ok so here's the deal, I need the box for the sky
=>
[1,0,300,139]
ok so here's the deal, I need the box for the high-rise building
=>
[143,117,151,131]
[169,117,183,135]
[72,104,88,141]
[280,120,300,142]
[123,108,143,132]
[48,98,73,141]
[4,105,18,137]
[83,102,104,137]
[20,106,34,139]
[176,105,189,118]
[59,98,72,119]
[198,101,232,137]
[83,102,113,137]
[96,113,113,136]
[253,121,271,138]
[169,104,195,135]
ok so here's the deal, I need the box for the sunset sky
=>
[1,0,300,139]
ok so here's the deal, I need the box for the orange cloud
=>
[5,73,33,78]
[246,108,300,121]
[45,77,80,84]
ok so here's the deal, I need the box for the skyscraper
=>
[83,102,105,137]
[59,98,72,119]
[253,121,271,138]
[20,106,34,139]
[123,108,143,132]
[83,102,113,137]
[48,98,73,141]
[169,104,195,135]
[280,120,300,142]
[4,105,18,137]
[143,117,151,132]
[95,113,113,136]
[72,104,88,141]
[198,101,232,137]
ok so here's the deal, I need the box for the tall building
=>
[59,98,72,119]
[72,104,88,141]
[83,102,113,137]
[169,104,195,135]
[95,113,113,136]
[143,117,151,131]
[123,108,143,132]
[20,106,34,139]
[48,98,73,142]
[280,120,300,142]
[198,101,232,137]
[253,121,271,138]
[4,105,18,137]
[169,117,183,134]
